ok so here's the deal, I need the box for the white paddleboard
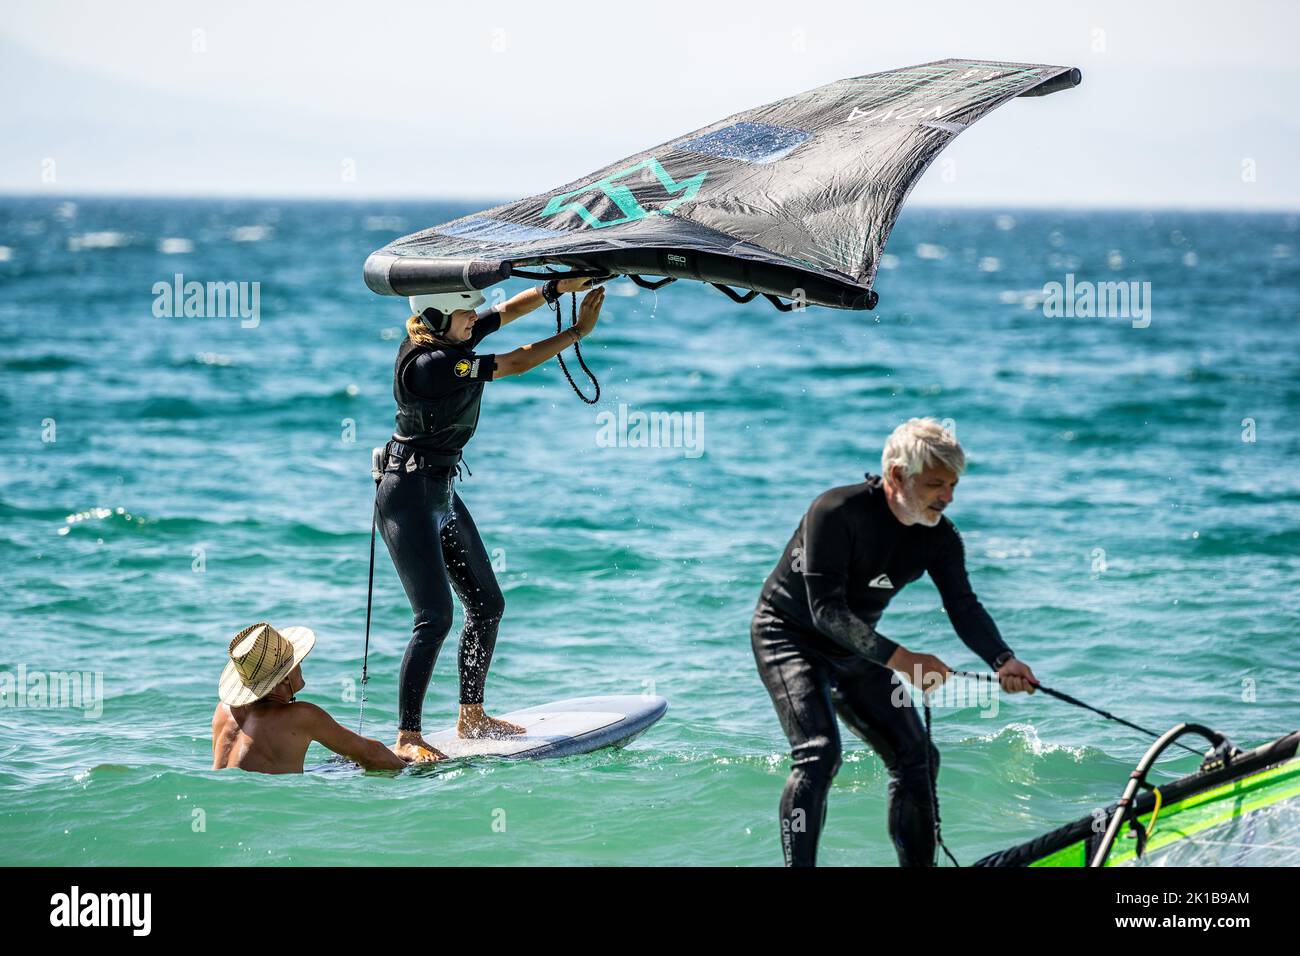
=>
[424,694,668,759]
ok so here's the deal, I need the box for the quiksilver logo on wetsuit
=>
[869,574,894,589]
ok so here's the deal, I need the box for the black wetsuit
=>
[751,474,1013,866]
[377,308,504,732]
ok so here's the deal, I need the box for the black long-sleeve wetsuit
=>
[377,308,505,732]
[751,474,1012,866]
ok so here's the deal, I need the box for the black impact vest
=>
[391,337,484,462]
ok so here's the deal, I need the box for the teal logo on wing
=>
[540,158,707,229]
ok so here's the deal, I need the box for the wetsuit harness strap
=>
[385,439,461,471]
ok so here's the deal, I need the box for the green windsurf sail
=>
[974,728,1300,867]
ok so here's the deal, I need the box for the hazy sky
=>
[2,0,1296,207]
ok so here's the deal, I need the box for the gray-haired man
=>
[751,418,1038,866]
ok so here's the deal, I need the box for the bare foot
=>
[457,704,526,739]
[394,731,448,763]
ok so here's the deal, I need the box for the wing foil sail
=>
[364,59,1081,311]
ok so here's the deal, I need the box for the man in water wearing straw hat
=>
[213,622,406,773]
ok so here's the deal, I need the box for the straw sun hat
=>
[218,622,316,706]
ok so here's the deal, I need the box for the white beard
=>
[913,508,942,528]
[900,482,943,527]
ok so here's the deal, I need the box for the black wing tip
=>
[1018,66,1083,97]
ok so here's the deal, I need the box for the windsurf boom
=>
[974,727,1300,867]
[364,59,1081,312]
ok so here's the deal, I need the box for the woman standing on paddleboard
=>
[378,278,604,762]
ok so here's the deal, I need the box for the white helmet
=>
[408,289,486,317]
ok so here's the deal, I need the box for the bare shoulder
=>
[289,699,326,720]
[210,703,238,769]
[288,700,339,733]
[212,702,231,731]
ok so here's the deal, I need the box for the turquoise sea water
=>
[1,198,1297,866]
